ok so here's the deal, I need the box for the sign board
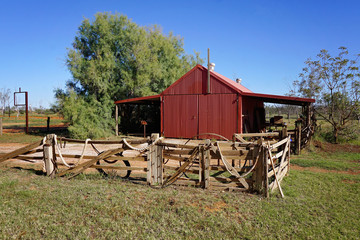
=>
[14,91,26,106]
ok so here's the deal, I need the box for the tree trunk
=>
[333,127,339,144]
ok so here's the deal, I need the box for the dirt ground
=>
[313,140,360,153]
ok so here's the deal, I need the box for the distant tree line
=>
[0,88,11,116]
[264,104,301,120]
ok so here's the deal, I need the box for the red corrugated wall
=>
[198,94,238,139]
[162,66,241,139]
[163,95,198,138]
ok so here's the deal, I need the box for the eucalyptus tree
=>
[292,47,360,142]
[56,13,203,138]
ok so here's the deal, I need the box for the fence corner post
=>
[43,134,57,177]
[263,146,269,198]
[202,139,211,189]
[252,144,264,194]
[200,139,210,189]
[148,133,162,186]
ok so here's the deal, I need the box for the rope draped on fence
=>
[122,137,163,152]
[0,133,292,197]
[53,136,72,168]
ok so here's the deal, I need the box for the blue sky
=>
[0,0,359,108]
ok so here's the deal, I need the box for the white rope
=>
[75,138,91,165]
[122,137,163,152]
[42,136,47,173]
[216,141,249,189]
[216,141,241,178]
[54,136,72,168]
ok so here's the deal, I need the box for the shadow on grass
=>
[12,166,45,176]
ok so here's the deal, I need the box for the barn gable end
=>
[162,65,240,95]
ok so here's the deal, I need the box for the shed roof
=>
[114,64,315,106]
[114,94,160,105]
[242,92,315,106]
[206,66,253,93]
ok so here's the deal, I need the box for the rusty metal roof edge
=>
[114,94,161,104]
[241,92,315,103]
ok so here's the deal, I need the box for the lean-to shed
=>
[115,65,314,139]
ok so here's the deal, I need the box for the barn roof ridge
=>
[114,64,315,105]
[195,64,253,94]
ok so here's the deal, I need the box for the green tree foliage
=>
[292,47,360,143]
[56,13,203,139]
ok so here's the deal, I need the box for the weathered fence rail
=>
[0,132,292,197]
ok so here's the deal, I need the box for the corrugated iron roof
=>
[114,64,315,106]
[198,65,253,93]
[114,94,160,104]
[242,92,315,105]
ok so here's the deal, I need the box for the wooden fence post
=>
[43,134,56,177]
[204,147,210,189]
[200,139,210,189]
[199,145,204,186]
[148,133,163,185]
[252,144,263,193]
[47,117,50,132]
[263,146,269,198]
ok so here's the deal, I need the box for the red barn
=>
[115,65,314,139]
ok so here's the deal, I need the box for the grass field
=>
[0,114,64,128]
[0,113,67,143]
[0,143,359,239]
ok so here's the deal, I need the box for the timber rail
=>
[0,132,291,197]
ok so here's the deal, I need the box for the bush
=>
[313,122,360,144]
[338,123,360,143]
[58,91,114,139]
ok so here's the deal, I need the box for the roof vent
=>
[209,63,215,71]
[236,78,242,84]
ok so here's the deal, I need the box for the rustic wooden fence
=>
[0,133,291,197]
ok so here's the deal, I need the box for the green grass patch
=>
[0,147,359,239]
[292,151,360,171]
[0,133,43,143]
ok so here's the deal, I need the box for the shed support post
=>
[43,134,57,177]
[281,125,288,140]
[295,120,302,155]
[115,104,119,136]
[306,103,311,127]
[148,134,163,185]
[280,125,288,153]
